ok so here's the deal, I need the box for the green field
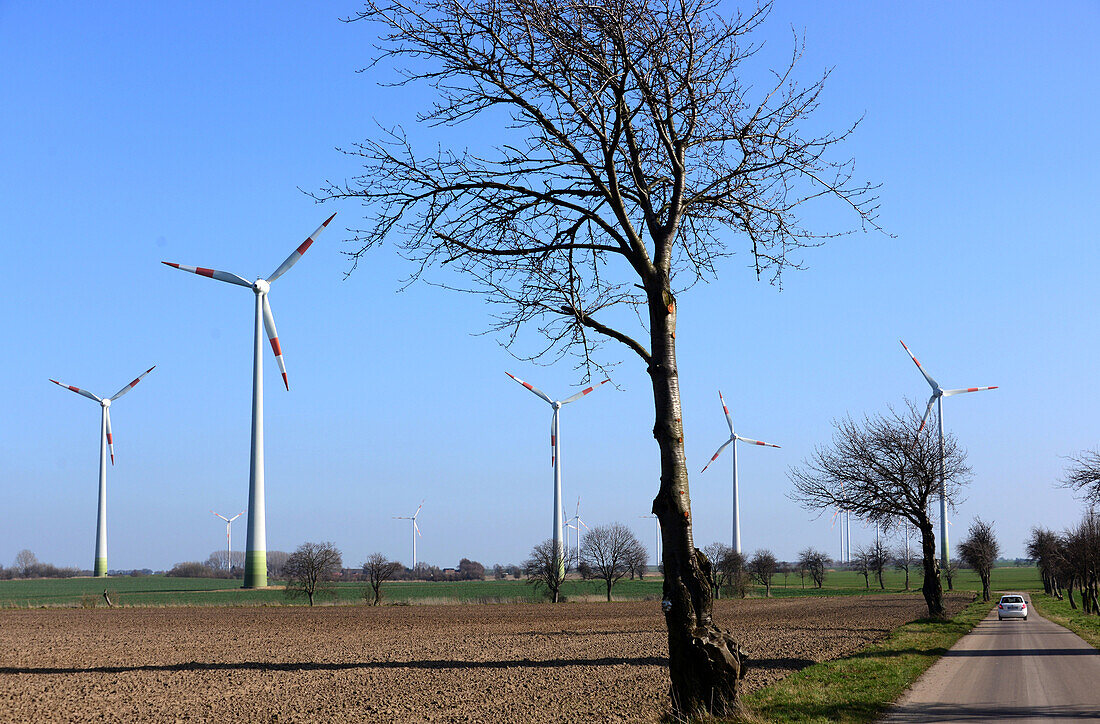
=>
[0,566,1041,608]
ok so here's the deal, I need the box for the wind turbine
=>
[899,340,997,573]
[50,366,155,577]
[164,213,335,588]
[700,391,780,554]
[565,497,588,568]
[506,372,609,576]
[393,501,424,570]
[638,514,660,570]
[212,510,245,571]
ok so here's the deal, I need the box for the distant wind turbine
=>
[163,213,335,588]
[565,497,588,568]
[212,510,245,571]
[700,391,780,554]
[394,501,424,570]
[50,366,155,577]
[506,372,609,576]
[638,514,661,569]
[899,340,997,573]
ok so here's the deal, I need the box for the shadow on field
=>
[0,655,668,676]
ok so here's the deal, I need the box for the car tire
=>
[998,616,1003,621]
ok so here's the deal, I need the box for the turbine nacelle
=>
[101,398,111,408]
[253,279,271,295]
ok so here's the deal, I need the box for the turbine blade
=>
[718,391,734,435]
[105,408,115,465]
[942,386,998,397]
[918,394,937,434]
[268,213,336,283]
[110,365,156,401]
[414,521,422,537]
[551,407,558,467]
[561,378,610,404]
[232,511,245,521]
[899,340,940,390]
[49,379,101,402]
[262,295,288,390]
[701,438,733,473]
[212,511,230,522]
[734,434,780,448]
[413,501,424,519]
[161,262,252,288]
[505,372,553,405]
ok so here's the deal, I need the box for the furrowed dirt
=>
[0,593,970,722]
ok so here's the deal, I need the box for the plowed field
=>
[0,593,970,722]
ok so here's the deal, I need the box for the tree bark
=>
[649,290,744,717]
[918,521,946,620]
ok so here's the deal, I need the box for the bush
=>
[167,561,215,578]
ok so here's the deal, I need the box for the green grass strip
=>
[1028,593,1100,650]
[738,596,993,723]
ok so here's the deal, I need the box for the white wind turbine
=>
[565,497,588,568]
[506,372,609,576]
[638,514,661,569]
[394,501,424,570]
[899,340,997,573]
[50,366,155,577]
[701,391,780,555]
[164,213,335,588]
[212,510,245,572]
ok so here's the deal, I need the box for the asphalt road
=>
[884,593,1100,722]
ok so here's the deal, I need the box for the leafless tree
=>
[525,538,569,602]
[797,547,829,589]
[266,550,291,580]
[867,536,890,590]
[1062,450,1100,506]
[894,544,917,591]
[13,550,37,578]
[205,550,246,578]
[703,542,732,598]
[957,518,999,602]
[582,523,641,601]
[284,542,343,606]
[625,538,649,580]
[1027,527,1063,599]
[324,0,879,714]
[748,549,777,597]
[852,545,873,590]
[789,405,970,619]
[1060,513,1100,614]
[363,552,402,605]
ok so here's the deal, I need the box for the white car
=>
[998,594,1028,620]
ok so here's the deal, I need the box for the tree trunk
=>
[979,571,991,602]
[918,521,945,620]
[307,590,314,607]
[904,568,910,591]
[649,289,744,718]
[606,579,613,602]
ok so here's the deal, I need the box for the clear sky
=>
[2,2,1096,572]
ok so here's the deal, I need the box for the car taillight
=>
[998,604,1003,609]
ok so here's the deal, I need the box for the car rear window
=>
[1001,596,1023,603]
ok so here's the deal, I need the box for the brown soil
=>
[0,593,970,722]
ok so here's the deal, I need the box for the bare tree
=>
[748,549,777,597]
[894,544,917,591]
[324,0,879,714]
[363,553,402,605]
[797,547,829,589]
[582,523,641,601]
[266,550,291,580]
[284,542,343,606]
[868,536,890,590]
[957,518,999,602]
[525,538,569,602]
[625,538,649,580]
[1059,513,1100,614]
[789,405,970,619]
[1027,527,1064,599]
[703,542,733,598]
[13,550,37,578]
[1062,449,1100,506]
[852,545,873,590]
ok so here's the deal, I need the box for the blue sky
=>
[1,2,1096,571]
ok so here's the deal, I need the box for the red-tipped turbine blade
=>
[105,408,115,465]
[735,434,780,449]
[110,365,155,401]
[701,438,733,473]
[899,340,941,391]
[268,213,336,283]
[718,391,734,436]
[918,394,937,434]
[550,408,558,467]
[49,379,101,403]
[942,386,998,397]
[161,262,252,288]
[505,372,553,405]
[262,295,289,390]
[561,378,610,404]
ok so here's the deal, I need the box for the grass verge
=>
[738,595,991,723]
[1028,593,1100,649]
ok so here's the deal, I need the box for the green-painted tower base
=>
[94,558,107,577]
[243,550,267,588]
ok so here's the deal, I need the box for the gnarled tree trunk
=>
[649,291,745,717]
[918,521,945,620]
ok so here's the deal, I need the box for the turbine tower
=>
[50,366,155,577]
[393,501,423,570]
[899,340,997,573]
[212,509,245,571]
[701,391,780,554]
[164,213,335,588]
[506,372,609,576]
[638,514,661,569]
